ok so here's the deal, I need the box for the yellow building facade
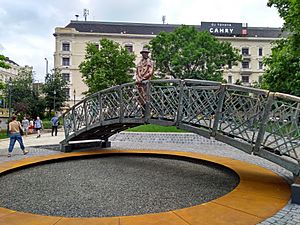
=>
[54,21,284,106]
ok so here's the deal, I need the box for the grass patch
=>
[126,124,188,132]
[42,118,63,129]
[0,131,8,139]
[42,120,52,129]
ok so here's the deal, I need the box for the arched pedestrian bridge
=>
[61,79,300,176]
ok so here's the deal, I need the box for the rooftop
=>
[65,20,286,38]
[5,58,19,66]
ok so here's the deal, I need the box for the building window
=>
[241,76,249,84]
[258,48,263,56]
[63,88,70,99]
[242,61,250,69]
[241,47,249,55]
[125,44,133,53]
[62,73,70,82]
[62,57,70,66]
[62,43,70,51]
[228,75,232,84]
[259,61,263,70]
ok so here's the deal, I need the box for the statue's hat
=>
[140,47,150,54]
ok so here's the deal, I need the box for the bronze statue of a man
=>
[136,47,154,107]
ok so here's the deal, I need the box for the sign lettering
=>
[201,22,244,36]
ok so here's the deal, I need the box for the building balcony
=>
[59,51,72,56]
[61,50,71,54]
[240,68,252,75]
[242,54,251,60]
[242,82,251,87]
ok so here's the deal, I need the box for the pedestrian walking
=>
[34,116,43,138]
[8,116,29,157]
[22,116,29,136]
[51,114,59,136]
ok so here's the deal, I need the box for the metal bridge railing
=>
[62,79,300,175]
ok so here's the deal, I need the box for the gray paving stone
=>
[0,131,299,224]
[259,222,272,225]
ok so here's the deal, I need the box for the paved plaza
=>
[0,130,299,224]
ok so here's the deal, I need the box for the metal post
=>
[72,107,77,133]
[6,77,12,136]
[8,77,12,120]
[119,85,124,123]
[44,58,48,75]
[144,81,151,122]
[83,100,88,127]
[53,90,56,113]
[212,84,226,137]
[73,89,76,106]
[254,92,275,154]
[176,80,184,127]
[98,92,103,125]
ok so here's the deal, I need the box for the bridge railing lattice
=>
[62,79,300,175]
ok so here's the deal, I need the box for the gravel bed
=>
[0,154,239,217]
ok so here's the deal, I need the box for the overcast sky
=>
[0,0,283,82]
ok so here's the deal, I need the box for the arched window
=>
[125,44,133,53]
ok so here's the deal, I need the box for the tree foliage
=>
[149,25,241,81]
[262,0,300,96]
[42,68,68,114]
[10,68,34,114]
[79,38,136,94]
[267,0,300,34]
[0,54,10,69]
[9,68,46,117]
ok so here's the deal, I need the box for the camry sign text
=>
[201,22,244,36]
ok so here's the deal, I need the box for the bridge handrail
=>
[61,79,300,175]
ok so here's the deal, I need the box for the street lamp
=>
[8,77,12,120]
[53,90,56,113]
[73,89,76,106]
[6,77,12,135]
[44,58,48,75]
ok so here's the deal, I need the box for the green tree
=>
[0,55,11,108]
[79,38,136,94]
[0,54,10,69]
[28,92,46,119]
[261,0,300,96]
[8,68,46,117]
[267,0,300,34]
[43,68,68,114]
[10,68,34,114]
[149,25,241,81]
[0,80,6,107]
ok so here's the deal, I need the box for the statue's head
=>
[140,47,150,59]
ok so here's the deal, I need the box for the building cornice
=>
[54,27,280,42]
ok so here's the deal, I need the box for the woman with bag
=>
[7,115,29,157]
